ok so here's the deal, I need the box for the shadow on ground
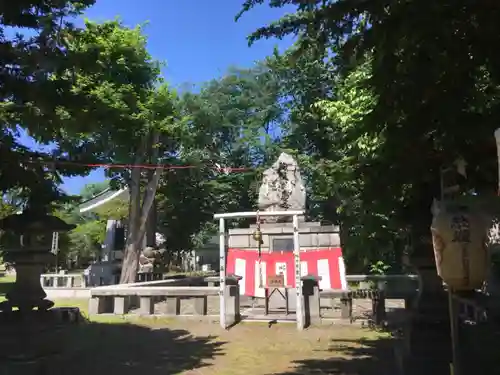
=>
[269,336,395,375]
[1,317,226,375]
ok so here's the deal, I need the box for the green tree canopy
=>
[237,0,500,270]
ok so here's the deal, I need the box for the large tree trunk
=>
[145,166,157,247]
[120,164,142,284]
[136,168,162,247]
[119,131,162,283]
[136,130,162,248]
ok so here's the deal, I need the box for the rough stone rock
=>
[138,247,167,274]
[142,247,155,258]
[257,152,306,222]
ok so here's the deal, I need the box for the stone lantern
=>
[0,209,75,314]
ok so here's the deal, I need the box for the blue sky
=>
[18,0,293,195]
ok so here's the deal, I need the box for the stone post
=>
[224,276,241,328]
[301,275,321,327]
[400,212,453,373]
[407,234,448,323]
[371,289,386,326]
[340,293,353,319]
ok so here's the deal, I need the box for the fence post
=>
[448,290,461,375]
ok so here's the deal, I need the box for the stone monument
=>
[137,246,166,280]
[227,152,341,310]
[257,152,306,222]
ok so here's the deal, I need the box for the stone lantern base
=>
[0,250,55,313]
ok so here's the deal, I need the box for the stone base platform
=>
[0,307,85,364]
[44,287,91,300]
[228,221,340,250]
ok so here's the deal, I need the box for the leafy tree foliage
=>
[1,1,98,205]
[11,0,494,277]
[53,19,183,282]
[65,220,104,264]
[53,182,111,268]
[1,6,178,278]
[237,0,500,271]
[80,181,110,200]
[155,66,285,255]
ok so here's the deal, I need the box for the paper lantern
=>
[430,199,490,290]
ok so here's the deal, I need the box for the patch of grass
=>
[47,298,395,374]
[174,323,394,375]
[3,313,394,375]
[0,274,15,302]
[54,298,174,325]
[0,274,15,284]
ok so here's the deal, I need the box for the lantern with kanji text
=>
[430,199,490,291]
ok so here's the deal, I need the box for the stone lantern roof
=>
[0,210,76,234]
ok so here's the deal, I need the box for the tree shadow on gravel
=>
[268,336,396,375]
[1,318,226,375]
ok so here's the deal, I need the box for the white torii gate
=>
[214,210,305,331]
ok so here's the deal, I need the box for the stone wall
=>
[228,222,340,250]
